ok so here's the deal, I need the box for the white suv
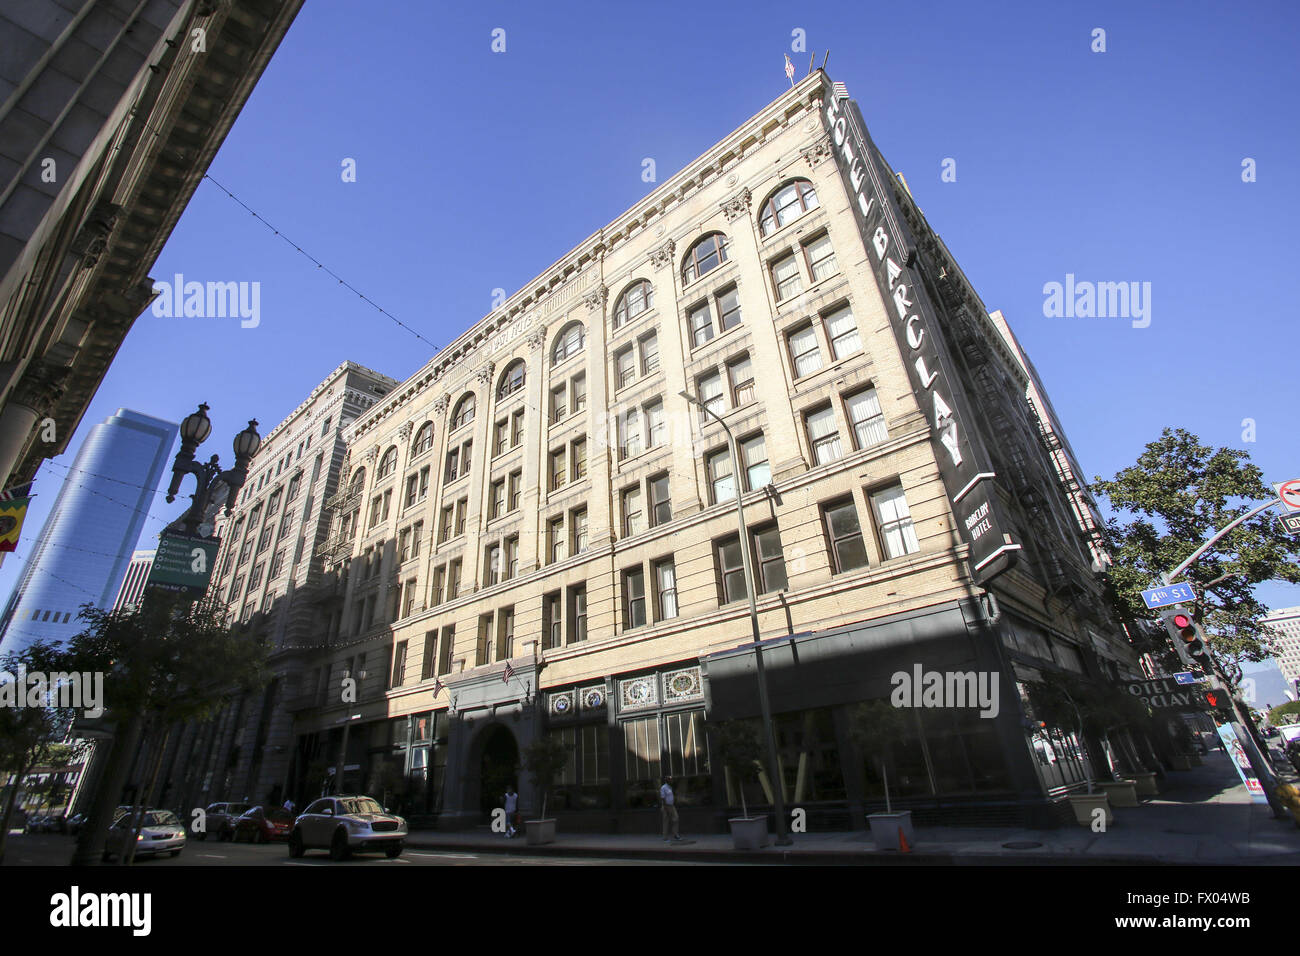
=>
[288,796,406,860]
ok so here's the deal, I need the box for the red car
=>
[231,806,294,843]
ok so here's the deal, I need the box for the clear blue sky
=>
[5,1,1299,626]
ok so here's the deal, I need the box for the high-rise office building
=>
[0,408,176,652]
[1262,607,1300,688]
[111,549,156,613]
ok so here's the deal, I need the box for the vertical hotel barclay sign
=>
[820,81,1021,584]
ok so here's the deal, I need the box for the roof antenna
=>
[807,53,815,77]
[821,51,830,72]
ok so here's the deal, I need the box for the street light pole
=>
[680,390,791,845]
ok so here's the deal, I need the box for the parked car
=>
[66,812,87,835]
[196,802,252,841]
[287,795,406,860]
[23,814,45,834]
[102,809,186,861]
[232,806,294,843]
[1285,738,1300,775]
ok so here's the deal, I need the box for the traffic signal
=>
[1160,606,1211,672]
[1202,687,1235,716]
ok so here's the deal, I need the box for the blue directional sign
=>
[1173,672,1203,685]
[1141,582,1196,610]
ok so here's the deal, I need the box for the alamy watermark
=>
[0,666,103,718]
[1042,274,1151,328]
[151,273,260,328]
[890,665,999,718]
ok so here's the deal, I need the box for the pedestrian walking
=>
[504,785,518,838]
[282,797,295,814]
[660,775,682,842]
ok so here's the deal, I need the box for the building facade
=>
[1262,606,1300,689]
[0,0,303,508]
[149,362,397,811]
[0,407,176,653]
[111,548,155,612]
[255,72,1146,832]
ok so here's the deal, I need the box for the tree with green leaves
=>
[67,591,270,865]
[1269,701,1300,726]
[521,734,568,820]
[713,719,766,819]
[1090,428,1300,686]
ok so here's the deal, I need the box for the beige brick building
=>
[207,73,1144,831]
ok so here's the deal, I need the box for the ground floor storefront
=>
[287,599,1155,831]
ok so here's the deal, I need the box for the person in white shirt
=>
[504,786,519,838]
[659,775,681,842]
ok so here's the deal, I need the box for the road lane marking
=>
[407,851,480,859]
[199,854,227,859]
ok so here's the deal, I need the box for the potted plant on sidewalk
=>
[521,734,568,846]
[713,720,770,850]
[1030,676,1114,825]
[850,700,915,850]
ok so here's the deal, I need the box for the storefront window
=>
[774,708,846,804]
[550,725,611,810]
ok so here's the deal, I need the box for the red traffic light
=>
[1173,613,1192,630]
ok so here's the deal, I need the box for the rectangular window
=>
[718,537,745,604]
[708,448,735,504]
[728,355,754,406]
[824,498,869,573]
[412,520,423,558]
[439,504,454,542]
[804,233,838,283]
[572,374,587,414]
[399,528,412,563]
[548,516,565,564]
[550,385,567,423]
[497,606,515,661]
[568,585,587,644]
[572,508,588,554]
[698,371,724,422]
[717,287,742,331]
[620,408,642,460]
[824,304,860,359]
[455,498,467,536]
[431,565,445,606]
[543,592,562,650]
[646,399,666,448]
[495,419,510,456]
[624,567,646,630]
[622,486,644,538]
[772,253,803,300]
[873,484,921,559]
[549,447,567,491]
[403,577,418,618]
[615,347,636,389]
[640,333,660,374]
[391,641,408,688]
[445,447,461,483]
[648,473,671,527]
[654,558,678,621]
[381,489,392,520]
[504,536,519,580]
[270,549,287,579]
[788,325,823,378]
[806,405,842,466]
[741,433,770,490]
[754,526,788,592]
[486,543,502,586]
[476,614,493,667]
[689,302,714,348]
[846,387,888,449]
[511,409,524,448]
[447,559,462,599]
[258,526,274,553]
[422,631,437,680]
[490,479,506,519]
[572,438,587,480]
[438,625,454,676]
[508,470,522,511]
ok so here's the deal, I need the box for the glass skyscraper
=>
[0,409,178,654]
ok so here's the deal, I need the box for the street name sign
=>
[1141,582,1196,610]
[1173,672,1204,685]
[1278,512,1300,535]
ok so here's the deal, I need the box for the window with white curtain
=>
[788,325,822,378]
[846,387,888,449]
[806,406,843,465]
[872,484,920,559]
[824,305,861,359]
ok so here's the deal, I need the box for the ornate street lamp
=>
[164,403,261,538]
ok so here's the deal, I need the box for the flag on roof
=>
[784,54,795,82]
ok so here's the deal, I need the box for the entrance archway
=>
[478,724,519,817]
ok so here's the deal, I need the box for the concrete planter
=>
[867,810,914,851]
[524,819,556,846]
[728,816,770,850]
[1132,772,1160,796]
[1067,792,1113,826]
[1096,779,1140,807]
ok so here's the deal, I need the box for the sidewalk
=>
[406,752,1300,865]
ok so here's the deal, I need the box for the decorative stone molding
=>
[432,394,449,416]
[397,422,413,442]
[10,363,67,414]
[526,324,548,351]
[583,285,608,312]
[365,447,379,463]
[719,187,752,222]
[648,238,676,272]
[70,200,121,269]
[475,362,496,386]
[801,135,833,169]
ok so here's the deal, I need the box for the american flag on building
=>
[784,54,795,82]
[0,482,33,501]
[433,677,443,696]
[502,661,515,683]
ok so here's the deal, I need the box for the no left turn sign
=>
[1275,479,1300,513]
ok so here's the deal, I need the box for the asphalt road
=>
[3,833,718,866]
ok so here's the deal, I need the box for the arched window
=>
[348,468,366,497]
[412,422,433,457]
[498,360,526,399]
[682,232,729,284]
[612,280,654,329]
[552,323,585,365]
[451,393,476,430]
[759,180,819,236]
[377,446,398,479]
